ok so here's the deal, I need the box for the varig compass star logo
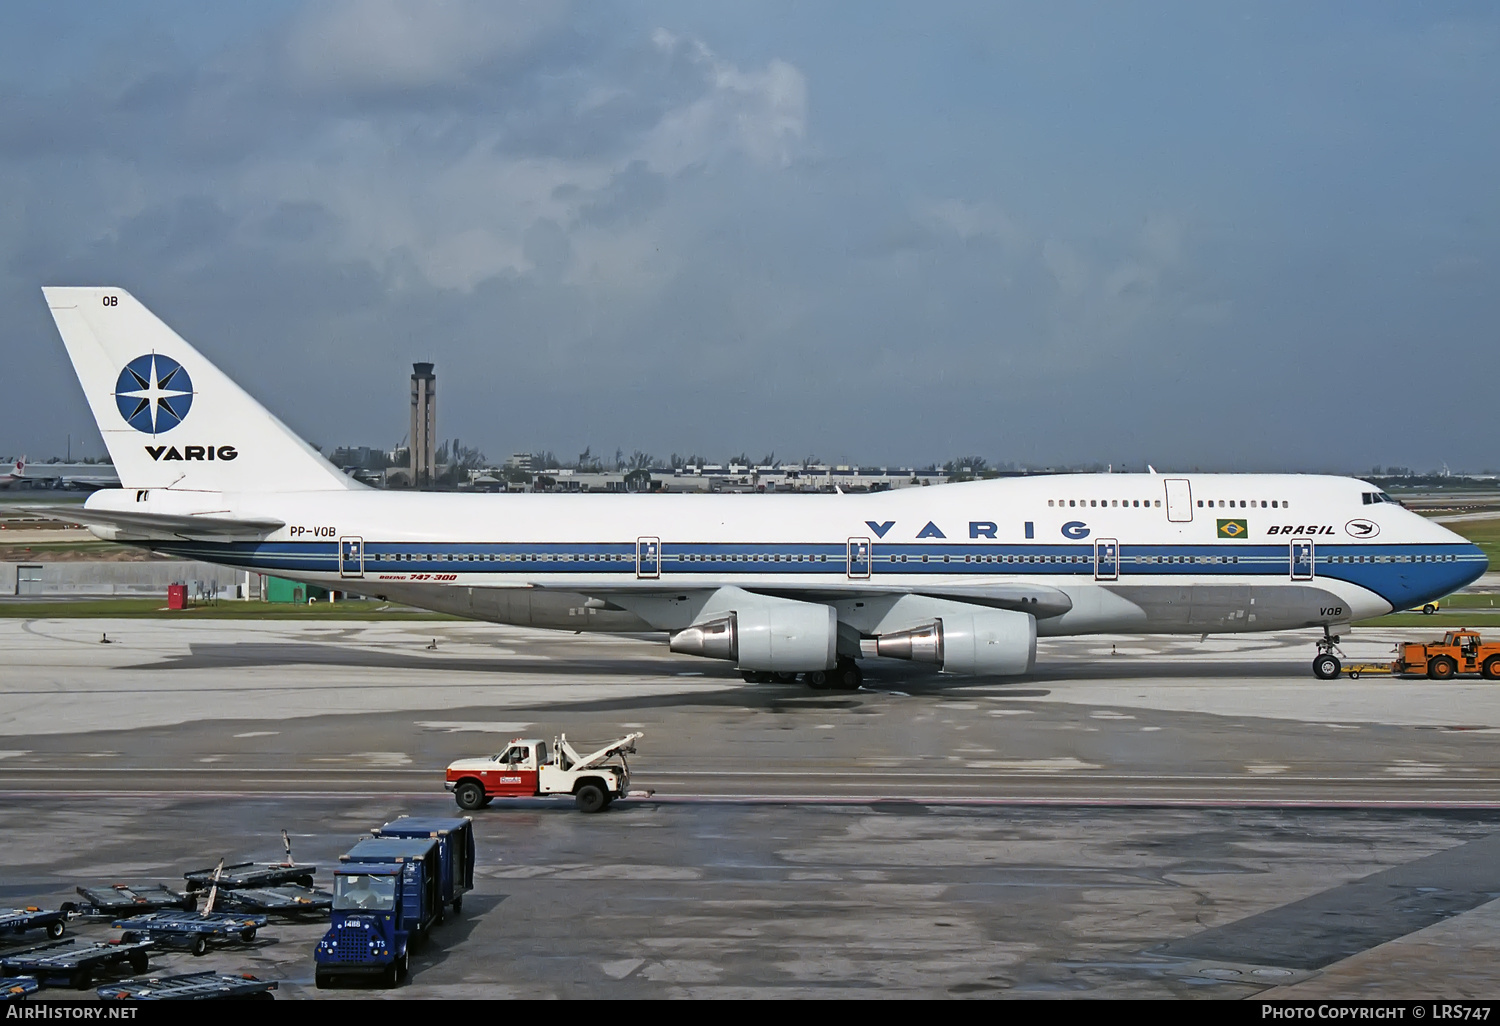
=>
[114,353,194,433]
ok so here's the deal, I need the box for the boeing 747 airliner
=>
[38,288,1487,688]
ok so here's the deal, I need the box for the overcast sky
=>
[2,2,1496,472]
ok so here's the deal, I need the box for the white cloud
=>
[642,32,807,172]
[282,0,570,92]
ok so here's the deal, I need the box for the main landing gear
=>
[1313,627,1345,680]
[741,658,863,691]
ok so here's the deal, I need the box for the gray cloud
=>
[2,4,1498,474]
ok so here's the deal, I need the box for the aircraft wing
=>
[532,580,1073,619]
[20,506,284,541]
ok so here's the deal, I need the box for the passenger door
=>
[338,536,364,579]
[847,537,872,579]
[636,537,660,579]
[1290,538,1315,581]
[1094,538,1119,581]
[1164,479,1193,523]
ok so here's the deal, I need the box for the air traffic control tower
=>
[410,362,436,488]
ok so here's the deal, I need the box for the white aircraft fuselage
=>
[40,287,1487,682]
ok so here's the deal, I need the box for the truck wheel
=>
[397,952,409,978]
[241,927,258,943]
[1429,656,1457,680]
[315,970,332,990]
[297,874,315,888]
[130,953,148,974]
[71,970,91,990]
[47,920,65,939]
[454,780,486,811]
[453,897,463,915]
[1483,656,1500,681]
[575,783,606,813]
[1423,604,1437,614]
[384,965,399,988]
[1312,654,1341,680]
[191,935,209,957]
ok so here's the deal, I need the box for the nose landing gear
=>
[1313,627,1346,680]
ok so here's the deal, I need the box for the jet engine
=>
[875,609,1036,675]
[669,594,838,672]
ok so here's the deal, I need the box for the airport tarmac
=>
[3,618,1500,998]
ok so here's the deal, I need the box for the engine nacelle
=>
[875,609,1036,676]
[669,594,838,672]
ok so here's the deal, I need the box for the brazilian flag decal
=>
[1217,518,1248,539]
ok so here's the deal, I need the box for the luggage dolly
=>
[214,886,332,919]
[0,908,67,942]
[0,939,153,989]
[61,884,195,917]
[113,911,268,958]
[2,977,40,1002]
[184,863,316,891]
[183,831,316,892]
[97,970,277,1002]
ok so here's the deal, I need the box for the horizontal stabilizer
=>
[23,505,283,541]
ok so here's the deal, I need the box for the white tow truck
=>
[445,732,643,813]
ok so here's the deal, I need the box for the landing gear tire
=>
[1484,656,1500,681]
[1429,656,1457,681]
[805,670,830,690]
[454,780,485,811]
[1313,654,1341,680]
[830,660,863,691]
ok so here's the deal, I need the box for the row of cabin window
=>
[1198,499,1289,509]
[1326,553,1457,564]
[1048,499,1159,508]
[378,552,839,563]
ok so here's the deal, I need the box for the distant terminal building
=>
[410,362,437,488]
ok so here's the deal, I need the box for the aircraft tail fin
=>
[42,287,359,493]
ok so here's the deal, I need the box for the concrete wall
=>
[1,561,256,598]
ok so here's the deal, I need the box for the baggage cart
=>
[183,862,316,892]
[114,910,268,957]
[97,970,277,1001]
[1,977,39,1001]
[0,908,66,942]
[0,939,153,989]
[214,886,332,919]
[62,884,195,917]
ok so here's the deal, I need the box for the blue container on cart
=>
[371,817,474,916]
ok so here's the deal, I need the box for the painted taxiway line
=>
[1,789,1498,810]
[5,767,1500,784]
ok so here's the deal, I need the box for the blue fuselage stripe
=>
[152,539,1485,609]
